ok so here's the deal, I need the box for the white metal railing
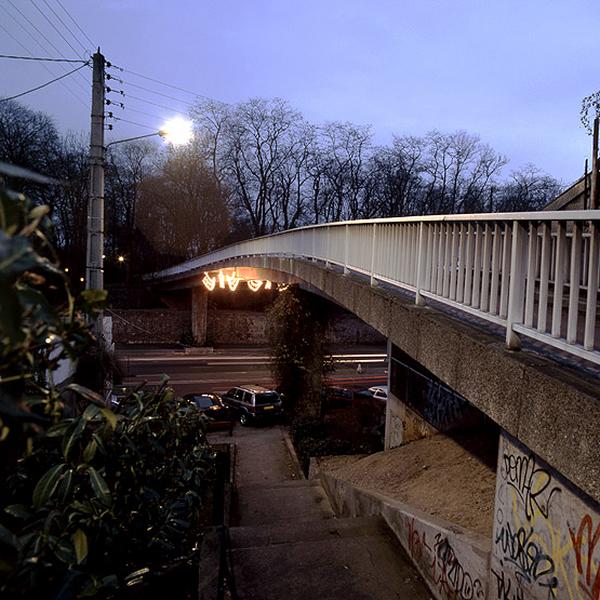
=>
[151,211,600,365]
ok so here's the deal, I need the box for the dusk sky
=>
[1,0,599,185]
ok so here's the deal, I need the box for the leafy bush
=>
[291,416,382,475]
[0,181,214,598]
[2,383,213,598]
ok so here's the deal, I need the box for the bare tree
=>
[105,140,157,264]
[369,136,426,217]
[318,122,372,220]
[0,100,59,198]
[495,164,562,212]
[135,141,229,268]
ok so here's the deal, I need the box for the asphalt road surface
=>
[116,344,387,396]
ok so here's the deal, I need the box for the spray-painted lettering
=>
[501,451,561,521]
[569,514,600,600]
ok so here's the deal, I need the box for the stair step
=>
[230,517,430,600]
[234,481,334,526]
[237,478,322,492]
[230,515,390,549]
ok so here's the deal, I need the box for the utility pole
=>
[591,115,599,210]
[86,49,106,291]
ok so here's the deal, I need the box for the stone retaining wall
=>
[111,309,190,344]
[112,308,385,346]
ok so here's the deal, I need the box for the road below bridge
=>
[116,344,387,396]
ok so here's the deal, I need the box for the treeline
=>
[0,98,562,288]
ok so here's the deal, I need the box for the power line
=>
[0,4,89,108]
[54,0,95,49]
[0,62,89,102]
[110,116,157,131]
[121,105,186,122]
[0,53,86,63]
[126,92,193,114]
[120,66,224,104]
[122,80,200,106]
[29,0,81,57]
[0,22,35,55]
[6,0,89,88]
[40,0,88,55]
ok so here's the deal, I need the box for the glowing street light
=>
[117,255,125,263]
[159,117,193,146]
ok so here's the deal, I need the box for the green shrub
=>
[0,181,214,598]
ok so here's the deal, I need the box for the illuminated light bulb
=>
[160,116,193,146]
[247,280,263,292]
[202,272,216,291]
[226,273,240,291]
[218,270,226,289]
[277,283,290,292]
[79,277,85,283]
[117,255,125,263]
[64,267,69,273]
[264,280,272,290]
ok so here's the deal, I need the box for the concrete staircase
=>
[229,465,430,599]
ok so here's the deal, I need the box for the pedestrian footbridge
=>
[151,211,600,365]
[149,211,600,600]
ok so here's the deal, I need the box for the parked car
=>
[221,385,283,426]
[182,393,230,422]
[368,385,388,402]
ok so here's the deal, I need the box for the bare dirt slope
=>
[318,432,498,536]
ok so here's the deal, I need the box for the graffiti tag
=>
[492,568,525,600]
[569,514,600,600]
[432,535,485,600]
[494,522,558,594]
[500,450,561,521]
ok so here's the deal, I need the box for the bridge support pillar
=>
[191,286,208,345]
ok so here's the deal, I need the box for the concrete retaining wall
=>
[318,427,600,600]
[319,470,491,600]
[490,432,600,600]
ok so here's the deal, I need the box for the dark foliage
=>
[0,181,214,598]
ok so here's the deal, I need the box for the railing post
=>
[415,222,427,306]
[370,223,377,286]
[312,228,316,261]
[343,224,350,275]
[506,220,527,349]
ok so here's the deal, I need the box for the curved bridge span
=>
[148,211,600,594]
[152,211,600,366]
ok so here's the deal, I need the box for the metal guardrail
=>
[151,211,600,365]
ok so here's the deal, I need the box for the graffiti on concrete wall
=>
[491,433,600,600]
[397,512,487,600]
[389,348,490,437]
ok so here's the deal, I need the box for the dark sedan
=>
[182,393,230,424]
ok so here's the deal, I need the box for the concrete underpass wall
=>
[490,432,600,600]
[384,343,495,450]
